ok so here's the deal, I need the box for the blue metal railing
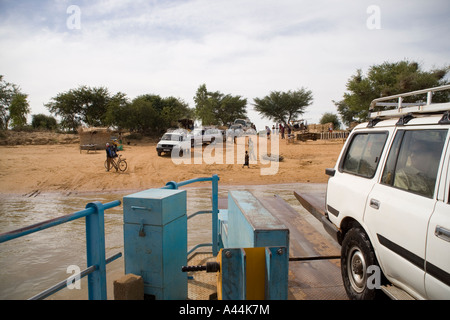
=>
[0,174,220,300]
[162,174,220,257]
[0,200,122,300]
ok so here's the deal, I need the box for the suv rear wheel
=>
[341,227,379,300]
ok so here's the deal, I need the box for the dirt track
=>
[0,135,344,195]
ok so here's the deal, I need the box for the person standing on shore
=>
[106,143,114,172]
[243,151,250,168]
[266,126,271,139]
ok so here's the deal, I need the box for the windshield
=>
[161,133,183,141]
[190,129,203,136]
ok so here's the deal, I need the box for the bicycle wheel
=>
[105,159,116,171]
[105,159,115,171]
[118,159,127,172]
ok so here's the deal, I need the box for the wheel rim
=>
[347,246,367,293]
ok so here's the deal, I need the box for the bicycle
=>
[104,154,128,172]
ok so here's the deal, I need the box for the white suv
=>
[188,127,224,146]
[156,130,190,156]
[324,85,450,300]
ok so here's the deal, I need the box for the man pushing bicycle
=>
[105,143,117,172]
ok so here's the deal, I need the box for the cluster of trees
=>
[334,60,449,127]
[0,81,249,134]
[1,60,447,134]
[253,87,313,126]
[45,86,194,134]
[194,84,247,126]
[45,84,250,134]
[251,61,448,130]
[0,75,31,130]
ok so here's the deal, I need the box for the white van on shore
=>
[156,129,190,157]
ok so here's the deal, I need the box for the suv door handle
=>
[435,226,450,242]
[370,199,380,210]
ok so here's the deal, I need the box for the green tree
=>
[9,93,30,129]
[106,94,193,134]
[46,89,81,131]
[253,87,313,125]
[104,92,130,130]
[81,86,110,127]
[45,85,114,131]
[320,112,341,130]
[194,84,217,125]
[32,114,58,130]
[0,75,30,130]
[161,96,194,129]
[128,95,160,134]
[217,94,247,125]
[334,60,449,126]
[194,84,247,126]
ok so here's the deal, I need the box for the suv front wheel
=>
[341,227,379,300]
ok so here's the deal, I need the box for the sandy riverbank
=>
[0,135,344,195]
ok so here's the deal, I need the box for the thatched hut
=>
[78,127,113,151]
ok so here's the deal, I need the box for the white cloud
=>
[0,0,448,129]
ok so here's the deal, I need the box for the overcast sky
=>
[0,0,449,130]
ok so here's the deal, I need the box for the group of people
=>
[265,123,292,140]
[243,122,295,168]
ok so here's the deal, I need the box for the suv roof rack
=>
[369,85,450,119]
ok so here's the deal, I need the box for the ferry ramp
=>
[186,186,347,300]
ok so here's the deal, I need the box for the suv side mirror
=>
[325,168,336,177]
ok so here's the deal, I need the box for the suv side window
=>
[381,129,448,198]
[341,132,388,178]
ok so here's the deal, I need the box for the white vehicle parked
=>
[156,130,190,156]
[188,127,224,146]
[323,85,450,300]
[226,123,257,143]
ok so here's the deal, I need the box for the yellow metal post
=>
[217,247,268,300]
[243,248,266,300]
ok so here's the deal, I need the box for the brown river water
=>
[0,183,326,300]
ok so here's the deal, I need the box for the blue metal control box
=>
[123,188,187,300]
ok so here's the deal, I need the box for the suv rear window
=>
[381,129,448,198]
[341,132,388,178]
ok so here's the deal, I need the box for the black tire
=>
[118,160,127,172]
[104,159,115,170]
[341,227,379,300]
[105,159,117,171]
